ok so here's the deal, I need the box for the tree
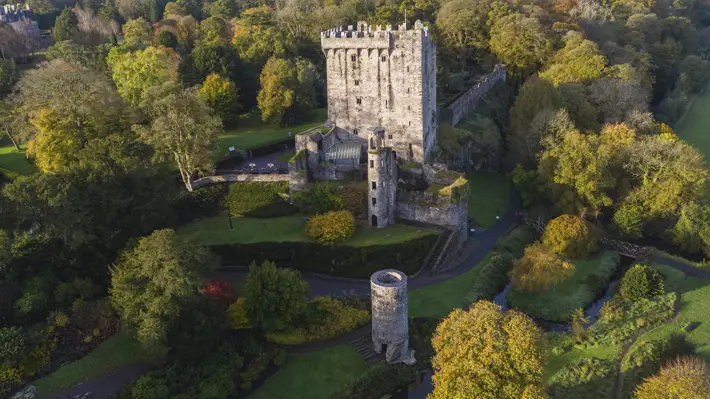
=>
[0,59,18,95]
[243,260,308,332]
[186,41,241,84]
[116,0,154,20]
[16,60,128,174]
[107,46,180,106]
[54,8,78,42]
[122,17,152,48]
[201,279,236,305]
[436,0,505,55]
[634,356,710,398]
[157,30,178,48]
[207,0,239,18]
[430,300,547,399]
[257,56,317,125]
[510,242,574,292]
[135,88,221,191]
[197,73,239,125]
[539,32,607,86]
[678,55,710,94]
[110,229,216,350]
[163,1,185,16]
[45,40,105,70]
[619,264,665,302]
[199,16,231,43]
[489,13,552,72]
[541,214,598,258]
[570,308,588,343]
[672,202,710,256]
[590,78,649,123]
[232,6,294,66]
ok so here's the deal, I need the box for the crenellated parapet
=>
[321,20,431,50]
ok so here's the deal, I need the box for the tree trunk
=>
[5,127,19,151]
[174,153,193,192]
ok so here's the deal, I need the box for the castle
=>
[0,4,40,41]
[290,20,468,252]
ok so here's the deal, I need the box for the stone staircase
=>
[424,228,457,274]
[350,333,384,364]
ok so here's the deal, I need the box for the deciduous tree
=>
[489,13,552,71]
[430,300,547,399]
[539,32,607,86]
[108,46,180,106]
[54,8,78,42]
[634,356,710,399]
[122,17,152,48]
[510,242,574,292]
[197,73,239,125]
[257,56,316,125]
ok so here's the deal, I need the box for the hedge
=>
[227,181,290,216]
[464,251,514,303]
[175,183,229,224]
[211,234,438,279]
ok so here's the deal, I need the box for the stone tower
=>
[321,20,437,163]
[370,269,416,364]
[367,127,396,228]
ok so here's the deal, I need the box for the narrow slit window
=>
[372,197,377,206]
[351,55,356,62]
[388,134,393,139]
[407,105,411,111]
[371,181,377,190]
[355,80,360,86]
[407,88,410,94]
[406,66,410,72]
[370,160,374,168]
[353,129,359,135]
[356,97,362,105]
[381,55,386,62]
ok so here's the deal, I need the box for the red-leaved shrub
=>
[202,279,236,305]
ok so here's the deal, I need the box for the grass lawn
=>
[675,86,710,159]
[466,171,511,228]
[215,109,327,158]
[545,338,621,381]
[178,214,436,247]
[248,344,368,399]
[32,331,161,399]
[0,144,37,176]
[507,251,620,323]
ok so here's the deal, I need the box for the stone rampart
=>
[192,174,289,189]
[395,181,468,243]
[448,65,507,127]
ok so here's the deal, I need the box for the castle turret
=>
[367,127,397,228]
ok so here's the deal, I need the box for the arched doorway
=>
[371,214,378,227]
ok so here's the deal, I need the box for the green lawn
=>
[215,109,327,158]
[507,251,620,323]
[32,331,161,399]
[466,172,511,228]
[178,214,436,247]
[545,336,621,381]
[676,86,710,159]
[248,344,368,399]
[0,144,37,176]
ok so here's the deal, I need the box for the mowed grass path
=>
[0,144,37,176]
[248,344,368,399]
[32,331,161,398]
[179,214,436,247]
[215,109,327,158]
[676,86,710,159]
[466,172,511,228]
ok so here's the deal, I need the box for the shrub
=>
[267,297,370,344]
[293,183,343,215]
[634,356,710,399]
[619,264,665,302]
[465,251,514,303]
[175,183,228,224]
[202,279,236,305]
[54,278,100,308]
[305,211,355,245]
[244,260,308,332]
[542,214,598,258]
[227,298,251,329]
[336,185,368,220]
[0,327,28,369]
[510,242,574,292]
[226,182,289,216]
[549,358,616,399]
[209,233,438,279]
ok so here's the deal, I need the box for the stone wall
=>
[288,149,309,192]
[448,64,507,127]
[321,21,437,162]
[370,269,415,364]
[367,129,397,227]
[396,184,468,243]
[191,173,290,189]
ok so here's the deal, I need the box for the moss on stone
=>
[289,149,307,164]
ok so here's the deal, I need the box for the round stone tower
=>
[367,127,397,228]
[370,269,416,365]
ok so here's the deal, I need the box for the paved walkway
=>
[45,363,153,399]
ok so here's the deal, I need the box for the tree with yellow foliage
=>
[510,242,574,292]
[634,356,710,399]
[198,73,240,126]
[430,300,547,399]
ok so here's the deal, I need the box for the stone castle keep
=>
[290,20,468,245]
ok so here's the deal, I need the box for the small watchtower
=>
[370,269,416,364]
[367,127,397,228]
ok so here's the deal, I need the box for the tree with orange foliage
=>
[510,242,574,292]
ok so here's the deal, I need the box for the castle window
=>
[408,121,411,126]
[388,134,393,139]
[381,55,386,62]
[407,105,411,111]
[407,66,410,72]
[353,129,359,135]
[372,197,377,206]
[371,181,377,190]
[407,88,410,94]
[354,80,360,86]
[385,100,388,107]
[370,160,374,168]
[351,55,356,62]
[356,97,362,105]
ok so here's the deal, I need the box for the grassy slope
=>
[32,331,161,398]
[675,86,710,159]
[215,109,327,158]
[507,251,619,322]
[248,344,368,399]
[178,214,436,247]
[0,144,37,175]
[466,171,511,228]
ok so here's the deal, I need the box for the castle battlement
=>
[320,21,430,50]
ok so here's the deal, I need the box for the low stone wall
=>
[192,174,290,188]
[448,65,506,127]
[396,200,467,242]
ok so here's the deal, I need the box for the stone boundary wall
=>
[192,174,290,189]
[448,64,507,127]
[396,189,468,243]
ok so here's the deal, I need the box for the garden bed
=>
[507,251,621,323]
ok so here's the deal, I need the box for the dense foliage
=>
[510,242,574,292]
[305,210,356,244]
[226,181,290,216]
[542,214,599,258]
[619,264,665,302]
[634,356,710,399]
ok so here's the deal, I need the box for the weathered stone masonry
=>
[370,269,415,364]
[447,64,507,127]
